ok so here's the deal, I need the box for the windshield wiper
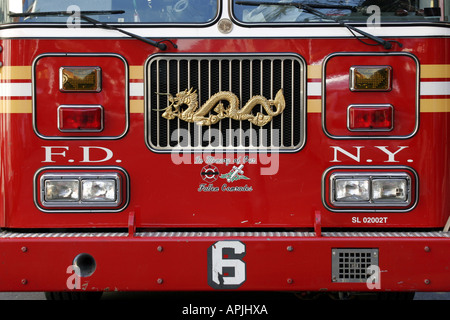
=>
[235,1,401,49]
[9,10,174,50]
[9,10,125,17]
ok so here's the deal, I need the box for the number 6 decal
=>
[207,240,246,289]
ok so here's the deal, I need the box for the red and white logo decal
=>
[200,164,220,183]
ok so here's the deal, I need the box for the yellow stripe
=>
[1,100,146,113]
[130,99,144,113]
[420,99,450,113]
[307,64,450,80]
[307,99,450,113]
[0,100,32,113]
[123,64,450,80]
[0,65,146,81]
[0,66,32,80]
[0,100,146,114]
[2,99,449,114]
[129,66,144,80]
[130,99,323,114]
[421,65,450,79]
[128,100,324,114]
[1,65,449,115]
[5,99,447,114]
[308,65,322,80]
[1,64,447,81]
[307,99,321,113]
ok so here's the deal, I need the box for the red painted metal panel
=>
[324,54,418,137]
[0,233,448,292]
[34,55,127,138]
[0,37,449,229]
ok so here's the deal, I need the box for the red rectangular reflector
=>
[58,105,103,132]
[348,105,393,131]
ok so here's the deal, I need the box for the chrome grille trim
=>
[0,231,128,238]
[324,231,450,238]
[1,231,448,238]
[137,231,316,237]
[145,53,306,153]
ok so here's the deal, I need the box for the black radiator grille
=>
[145,54,306,152]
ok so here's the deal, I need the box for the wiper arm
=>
[9,10,125,17]
[9,10,174,51]
[77,14,171,50]
[235,1,401,50]
[236,2,358,11]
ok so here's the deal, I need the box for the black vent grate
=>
[332,248,379,283]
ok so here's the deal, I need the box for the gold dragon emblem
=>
[158,88,285,126]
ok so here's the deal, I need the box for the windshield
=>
[233,0,450,23]
[1,0,218,24]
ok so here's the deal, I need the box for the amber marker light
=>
[350,66,392,91]
[60,66,101,92]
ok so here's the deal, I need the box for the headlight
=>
[40,173,121,208]
[372,178,408,202]
[81,179,117,202]
[330,172,411,207]
[45,179,79,202]
[334,179,370,202]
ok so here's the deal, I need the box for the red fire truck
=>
[0,0,449,300]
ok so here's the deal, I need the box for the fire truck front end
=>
[0,0,449,299]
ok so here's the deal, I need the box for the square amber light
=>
[60,66,101,92]
[350,66,392,91]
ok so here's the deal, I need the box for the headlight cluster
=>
[330,172,411,207]
[41,173,121,208]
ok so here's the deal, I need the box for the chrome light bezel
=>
[59,66,102,93]
[349,65,392,92]
[40,173,121,208]
[44,179,80,202]
[330,172,412,207]
[57,105,104,133]
[347,104,394,132]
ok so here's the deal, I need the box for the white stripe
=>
[0,83,145,97]
[0,83,32,97]
[0,25,449,39]
[130,82,144,97]
[420,82,450,96]
[1,81,448,98]
[316,81,449,97]
[307,82,321,96]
